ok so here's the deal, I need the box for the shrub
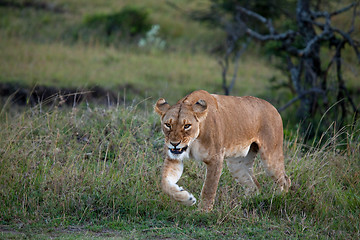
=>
[70,5,152,45]
[83,5,151,38]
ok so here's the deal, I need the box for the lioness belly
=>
[190,142,252,161]
[224,144,251,159]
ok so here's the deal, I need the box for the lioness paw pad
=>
[186,194,196,206]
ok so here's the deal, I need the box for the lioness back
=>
[210,94,283,149]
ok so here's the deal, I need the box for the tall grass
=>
[0,100,164,225]
[0,99,359,238]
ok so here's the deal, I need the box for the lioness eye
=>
[184,124,191,130]
[164,123,171,129]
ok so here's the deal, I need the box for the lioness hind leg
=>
[260,149,291,192]
[226,145,260,195]
[161,158,196,206]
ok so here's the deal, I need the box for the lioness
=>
[155,90,291,211]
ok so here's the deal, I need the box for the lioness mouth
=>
[169,146,188,155]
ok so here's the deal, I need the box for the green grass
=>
[0,102,359,239]
[0,0,222,49]
[0,34,284,104]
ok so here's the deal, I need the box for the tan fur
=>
[155,90,291,211]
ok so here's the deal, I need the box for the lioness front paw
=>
[172,190,197,206]
[186,193,197,206]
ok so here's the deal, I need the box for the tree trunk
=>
[296,0,323,119]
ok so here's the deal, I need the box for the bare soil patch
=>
[0,82,141,107]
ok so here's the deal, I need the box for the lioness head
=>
[155,98,208,160]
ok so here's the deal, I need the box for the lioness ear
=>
[193,99,208,122]
[154,98,170,116]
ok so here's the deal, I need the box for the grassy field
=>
[0,0,288,104]
[0,35,283,105]
[0,103,359,239]
[1,0,360,239]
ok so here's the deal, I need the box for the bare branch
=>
[236,6,268,24]
[312,20,360,61]
[278,88,325,112]
[287,56,304,94]
[245,28,297,42]
[236,6,276,34]
[219,56,229,95]
[311,2,357,18]
[228,1,359,122]
[228,43,247,93]
[334,40,360,120]
[310,2,360,62]
[236,6,297,40]
[299,16,331,56]
[348,2,358,34]
[330,2,358,16]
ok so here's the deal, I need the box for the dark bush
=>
[83,5,151,37]
[68,5,152,45]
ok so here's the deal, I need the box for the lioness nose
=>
[170,141,180,147]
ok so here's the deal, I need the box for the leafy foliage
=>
[75,5,151,44]
[84,6,150,36]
